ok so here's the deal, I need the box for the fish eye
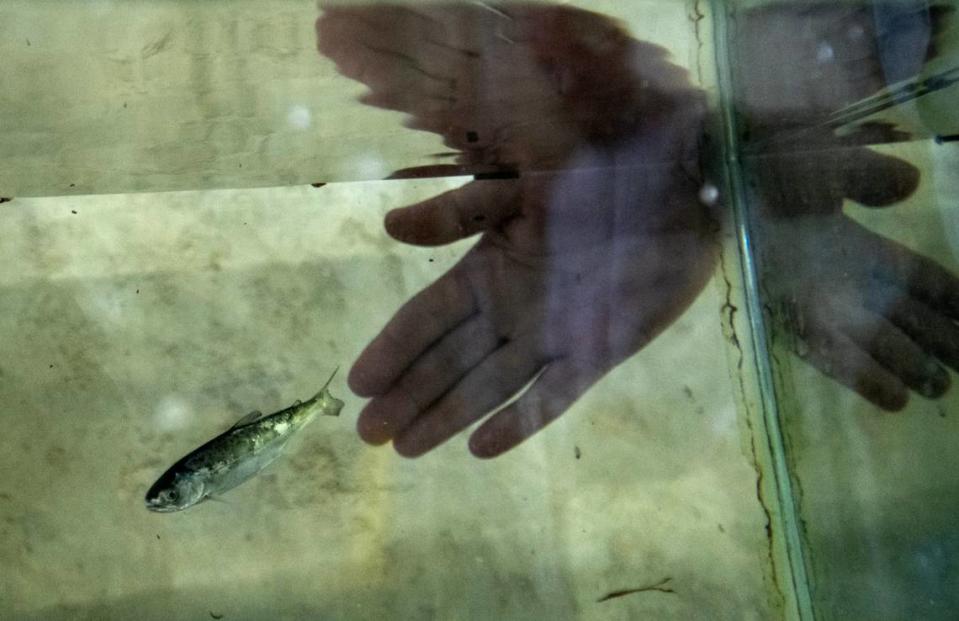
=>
[167,490,179,501]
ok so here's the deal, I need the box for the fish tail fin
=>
[317,366,338,396]
[312,367,344,417]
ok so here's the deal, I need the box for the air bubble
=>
[287,105,312,130]
[698,183,719,206]
[816,42,835,63]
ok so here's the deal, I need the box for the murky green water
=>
[2,1,957,619]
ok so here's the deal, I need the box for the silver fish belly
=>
[145,370,343,512]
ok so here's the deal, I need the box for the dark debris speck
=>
[597,578,675,603]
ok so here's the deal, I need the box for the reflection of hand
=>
[732,2,948,133]
[317,4,718,456]
[318,3,699,170]
[754,136,959,410]
[735,2,959,409]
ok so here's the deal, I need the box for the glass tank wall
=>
[720,1,959,619]
[0,1,955,620]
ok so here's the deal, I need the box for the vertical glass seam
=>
[707,2,816,619]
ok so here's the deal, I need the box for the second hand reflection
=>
[316,1,959,458]
[733,1,959,411]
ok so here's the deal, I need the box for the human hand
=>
[731,2,949,137]
[317,3,719,456]
[754,149,959,409]
[734,2,959,410]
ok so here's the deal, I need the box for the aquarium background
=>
[1,1,957,619]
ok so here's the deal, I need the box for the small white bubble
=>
[698,183,719,206]
[154,396,192,432]
[287,105,311,129]
[350,154,389,179]
[816,42,835,63]
[710,404,737,436]
[80,288,125,324]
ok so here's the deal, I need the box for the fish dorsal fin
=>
[292,399,302,407]
[230,410,264,430]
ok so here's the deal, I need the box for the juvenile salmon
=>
[145,370,343,512]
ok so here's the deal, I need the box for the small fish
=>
[145,369,344,513]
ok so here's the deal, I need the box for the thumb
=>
[384,180,520,246]
[841,147,920,208]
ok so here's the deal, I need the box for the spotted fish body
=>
[145,370,343,512]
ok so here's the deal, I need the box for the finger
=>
[384,180,521,246]
[517,6,696,140]
[799,325,909,411]
[841,148,920,207]
[867,234,959,319]
[358,89,453,115]
[316,12,453,100]
[866,284,959,371]
[384,164,475,180]
[356,314,501,445]
[838,306,950,398]
[838,122,912,147]
[403,116,502,156]
[392,336,546,457]
[340,6,481,79]
[417,3,521,54]
[469,357,605,458]
[349,260,476,396]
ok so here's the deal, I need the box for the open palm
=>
[735,2,959,409]
[318,3,718,456]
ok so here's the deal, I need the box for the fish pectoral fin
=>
[230,410,264,430]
